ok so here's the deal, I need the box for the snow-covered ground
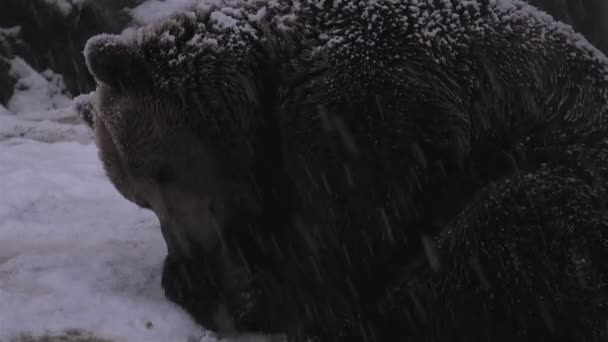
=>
[0,38,271,342]
[0,55,201,341]
[0,136,209,342]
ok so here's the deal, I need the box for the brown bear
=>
[81,0,608,341]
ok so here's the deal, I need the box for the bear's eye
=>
[155,164,176,184]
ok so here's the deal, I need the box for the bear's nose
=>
[156,194,228,256]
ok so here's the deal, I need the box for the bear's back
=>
[274,0,608,321]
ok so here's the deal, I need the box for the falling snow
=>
[4,0,608,340]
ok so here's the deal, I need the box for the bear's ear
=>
[84,34,150,90]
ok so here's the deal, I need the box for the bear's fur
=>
[82,0,608,341]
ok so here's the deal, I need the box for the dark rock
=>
[0,0,146,96]
[0,26,29,105]
[0,56,15,106]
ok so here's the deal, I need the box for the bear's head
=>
[81,31,272,258]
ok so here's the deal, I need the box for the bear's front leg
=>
[380,164,608,342]
[161,252,293,335]
[162,254,229,331]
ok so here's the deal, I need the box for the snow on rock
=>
[0,57,91,142]
[129,0,196,25]
[42,0,89,17]
[0,113,92,143]
[0,26,21,37]
[0,26,22,50]
[7,57,72,116]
